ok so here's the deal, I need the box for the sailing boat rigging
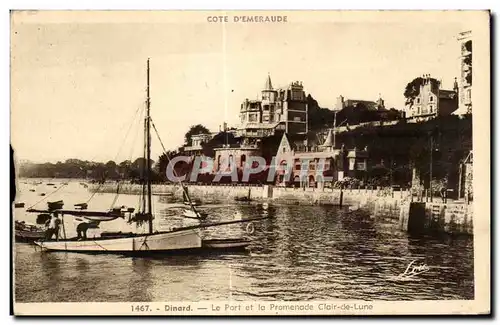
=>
[30,59,266,254]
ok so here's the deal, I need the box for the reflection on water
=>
[14,180,474,302]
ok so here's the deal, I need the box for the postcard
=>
[10,10,490,316]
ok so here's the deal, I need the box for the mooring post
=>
[339,186,344,207]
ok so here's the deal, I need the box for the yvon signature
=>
[398,259,430,280]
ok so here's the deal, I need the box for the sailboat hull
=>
[34,229,202,254]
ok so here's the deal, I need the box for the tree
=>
[184,124,210,146]
[155,150,180,181]
[307,94,335,131]
[118,160,132,178]
[404,76,440,107]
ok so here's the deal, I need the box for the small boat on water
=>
[348,206,360,213]
[15,221,45,242]
[29,189,35,192]
[39,193,46,196]
[14,202,25,208]
[234,196,251,202]
[47,200,64,210]
[46,183,55,186]
[182,209,208,220]
[155,192,173,197]
[74,203,88,210]
[202,238,251,251]
[235,188,252,202]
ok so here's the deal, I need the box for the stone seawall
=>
[91,183,471,235]
[399,201,473,235]
[89,183,409,216]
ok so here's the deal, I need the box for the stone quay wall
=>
[91,183,472,235]
[89,183,409,216]
[399,201,473,235]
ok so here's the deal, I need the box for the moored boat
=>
[74,202,88,210]
[202,238,250,251]
[15,221,45,242]
[234,196,251,202]
[47,200,64,210]
[182,209,208,220]
[31,59,266,255]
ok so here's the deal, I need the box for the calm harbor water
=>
[14,180,474,302]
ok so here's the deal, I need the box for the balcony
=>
[183,145,203,152]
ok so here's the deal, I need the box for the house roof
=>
[264,74,273,90]
[344,99,378,110]
[293,151,339,159]
[321,129,334,147]
[239,122,280,129]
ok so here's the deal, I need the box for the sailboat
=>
[30,59,263,255]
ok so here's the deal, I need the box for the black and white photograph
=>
[10,10,490,315]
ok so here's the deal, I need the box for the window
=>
[280,160,288,170]
[349,158,355,171]
[356,161,366,171]
[417,107,421,114]
[429,105,433,113]
[416,98,421,104]
[429,96,434,102]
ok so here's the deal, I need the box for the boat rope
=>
[93,240,108,251]
[86,104,144,206]
[109,182,121,209]
[26,183,68,210]
[114,104,144,164]
[85,183,103,204]
[138,235,150,250]
[150,118,198,213]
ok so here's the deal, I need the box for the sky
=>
[10,11,475,164]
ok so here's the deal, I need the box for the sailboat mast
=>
[146,58,153,234]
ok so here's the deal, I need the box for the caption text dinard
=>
[131,302,374,313]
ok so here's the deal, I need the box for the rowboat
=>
[15,221,45,242]
[182,209,208,220]
[202,238,250,251]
